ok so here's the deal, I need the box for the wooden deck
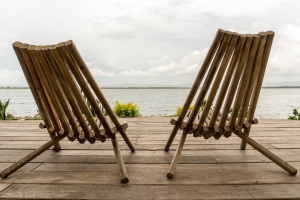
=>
[0,117,300,199]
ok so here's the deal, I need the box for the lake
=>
[0,88,299,119]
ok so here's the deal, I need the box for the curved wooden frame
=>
[165,29,297,178]
[0,41,135,183]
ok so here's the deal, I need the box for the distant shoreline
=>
[1,86,300,89]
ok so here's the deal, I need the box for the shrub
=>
[6,113,14,120]
[113,101,140,117]
[0,99,10,120]
[288,109,300,120]
[175,100,207,116]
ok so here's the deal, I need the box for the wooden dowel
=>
[236,35,261,129]
[228,35,255,135]
[218,36,247,134]
[234,131,297,175]
[18,44,62,134]
[167,132,187,179]
[207,33,239,131]
[41,47,86,143]
[241,31,274,149]
[180,110,191,130]
[0,136,65,179]
[164,29,226,151]
[28,46,72,138]
[252,118,258,124]
[43,48,86,142]
[192,32,233,136]
[49,47,96,144]
[64,41,134,152]
[56,44,107,141]
[219,36,253,137]
[170,119,176,125]
[39,122,46,129]
[111,135,129,183]
[12,43,61,151]
[191,113,200,132]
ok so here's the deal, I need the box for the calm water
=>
[0,88,299,119]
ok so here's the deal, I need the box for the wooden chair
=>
[0,41,135,183]
[165,29,297,178]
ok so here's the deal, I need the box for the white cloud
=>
[89,67,119,77]
[161,55,169,62]
[0,70,27,86]
[267,24,300,75]
[121,49,207,76]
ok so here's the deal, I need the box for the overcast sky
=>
[0,0,299,86]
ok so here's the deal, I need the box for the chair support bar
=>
[0,136,64,179]
[234,131,297,176]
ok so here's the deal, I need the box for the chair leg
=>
[0,136,64,179]
[165,124,180,152]
[118,128,135,152]
[167,132,187,179]
[234,132,297,175]
[240,128,250,150]
[48,130,62,151]
[111,135,129,183]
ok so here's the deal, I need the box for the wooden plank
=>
[272,144,300,149]
[34,162,300,173]
[0,183,11,193]
[1,184,300,199]
[0,163,40,171]
[1,170,300,185]
[29,155,217,164]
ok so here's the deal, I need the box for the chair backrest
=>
[178,29,274,139]
[13,41,123,144]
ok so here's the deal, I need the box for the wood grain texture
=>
[0,118,299,199]
[1,184,300,199]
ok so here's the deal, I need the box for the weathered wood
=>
[2,184,300,199]
[241,31,275,149]
[111,135,129,183]
[167,132,187,178]
[49,47,96,143]
[234,131,297,175]
[165,30,297,178]
[165,29,225,151]
[28,46,72,138]
[64,41,135,152]
[56,44,107,141]
[12,42,61,151]
[0,136,64,179]
[190,31,233,135]
[8,40,135,183]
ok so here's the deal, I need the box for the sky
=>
[0,0,299,87]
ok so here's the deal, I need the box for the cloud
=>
[87,49,207,77]
[89,67,119,77]
[267,24,300,75]
[121,49,208,76]
[0,69,27,86]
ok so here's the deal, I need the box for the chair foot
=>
[235,132,298,176]
[111,136,129,183]
[167,132,187,179]
[167,173,173,179]
[121,177,129,184]
[0,172,7,179]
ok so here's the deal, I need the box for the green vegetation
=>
[81,90,106,117]
[0,99,10,120]
[175,100,207,116]
[113,101,140,117]
[288,109,300,120]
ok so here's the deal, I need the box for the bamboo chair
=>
[0,41,135,183]
[165,29,297,178]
